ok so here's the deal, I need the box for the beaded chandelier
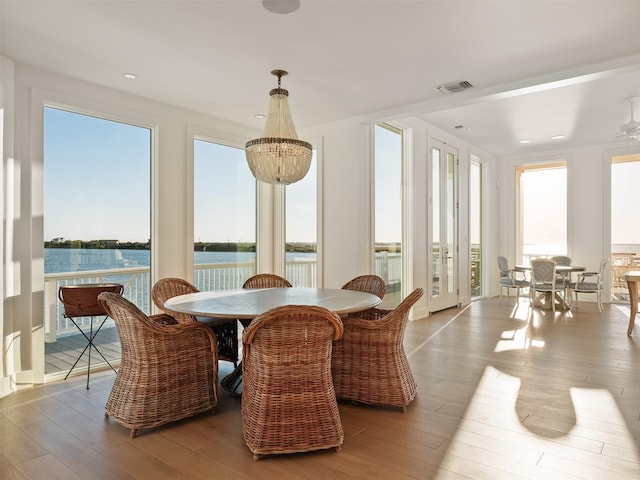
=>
[245,70,312,185]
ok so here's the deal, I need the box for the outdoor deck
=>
[45,326,121,377]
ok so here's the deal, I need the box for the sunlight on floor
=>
[434,366,640,479]
[494,325,545,353]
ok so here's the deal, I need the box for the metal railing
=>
[44,253,405,341]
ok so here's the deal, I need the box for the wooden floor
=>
[2,296,640,479]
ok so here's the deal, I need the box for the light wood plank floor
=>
[2,296,640,479]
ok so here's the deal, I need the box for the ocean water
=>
[45,248,315,274]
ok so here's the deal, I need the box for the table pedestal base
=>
[221,364,243,396]
[532,291,570,311]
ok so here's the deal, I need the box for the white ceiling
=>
[2,0,640,156]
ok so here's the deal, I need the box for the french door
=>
[429,139,458,312]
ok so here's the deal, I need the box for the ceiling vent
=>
[434,80,474,94]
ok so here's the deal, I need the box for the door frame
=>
[428,138,459,312]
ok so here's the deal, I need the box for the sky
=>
[44,107,151,243]
[44,107,320,244]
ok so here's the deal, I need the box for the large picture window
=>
[374,124,403,308]
[193,139,256,290]
[286,149,317,287]
[43,106,151,375]
[516,162,567,264]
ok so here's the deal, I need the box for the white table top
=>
[625,271,640,281]
[164,287,382,320]
[515,264,585,273]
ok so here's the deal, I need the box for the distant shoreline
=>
[44,240,318,253]
[45,239,403,253]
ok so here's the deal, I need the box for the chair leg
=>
[597,292,603,312]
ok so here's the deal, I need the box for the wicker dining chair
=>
[152,277,239,366]
[242,273,292,289]
[242,305,344,460]
[331,288,424,412]
[341,274,386,299]
[97,292,218,438]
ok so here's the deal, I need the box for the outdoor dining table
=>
[514,264,586,310]
[164,287,382,395]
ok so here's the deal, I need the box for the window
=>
[44,106,151,374]
[374,124,403,308]
[610,153,640,302]
[470,158,482,298]
[193,139,256,290]
[286,149,317,287]
[516,162,567,264]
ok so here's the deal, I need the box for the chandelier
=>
[245,70,312,185]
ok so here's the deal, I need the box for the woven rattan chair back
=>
[241,305,344,460]
[97,292,218,438]
[152,277,198,323]
[242,273,292,289]
[331,287,424,412]
[152,277,239,365]
[341,274,386,299]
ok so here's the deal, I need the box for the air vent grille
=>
[434,80,474,94]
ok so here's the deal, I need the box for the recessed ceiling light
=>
[519,140,531,144]
[123,73,137,79]
[254,114,265,119]
[551,135,566,140]
[263,0,300,14]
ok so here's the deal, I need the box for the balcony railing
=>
[45,254,403,341]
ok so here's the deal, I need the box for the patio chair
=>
[242,273,292,289]
[97,292,218,438]
[570,258,609,312]
[152,277,238,366]
[241,305,344,460]
[497,256,529,302]
[331,288,424,412]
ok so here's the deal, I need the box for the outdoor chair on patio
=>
[242,305,344,460]
[152,277,239,366]
[98,292,218,438]
[331,288,424,412]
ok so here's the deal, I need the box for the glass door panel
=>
[430,139,458,312]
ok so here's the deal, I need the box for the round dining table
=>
[164,287,382,396]
[514,264,586,310]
